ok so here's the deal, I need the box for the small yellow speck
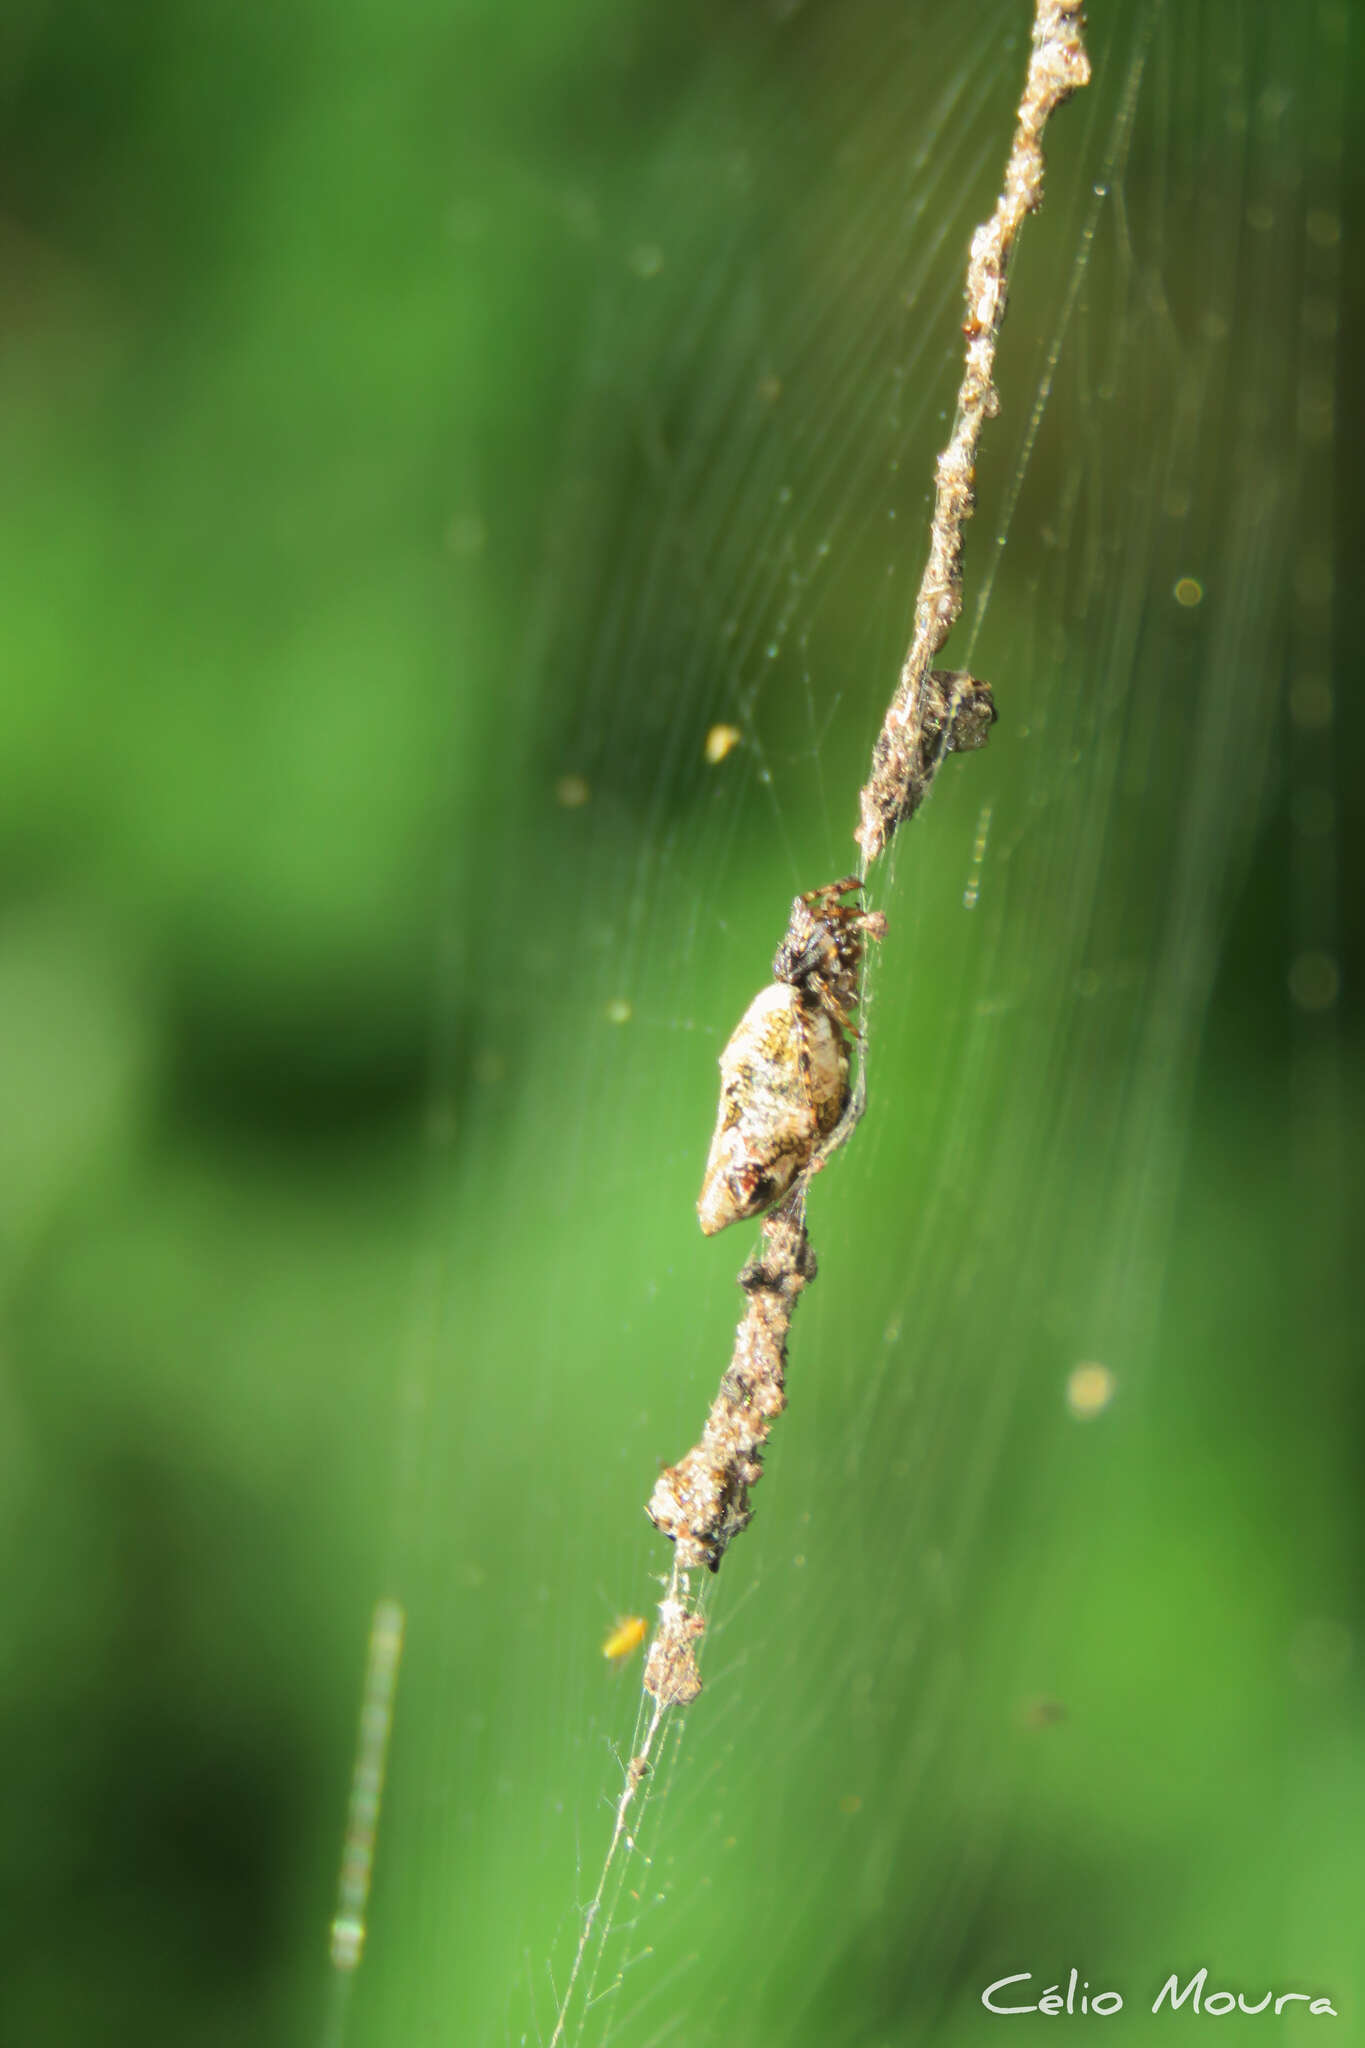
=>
[555,774,590,808]
[1303,297,1338,340]
[757,372,782,405]
[1290,1617,1352,1686]
[605,998,632,1025]
[1173,576,1203,607]
[1067,1363,1116,1418]
[603,1615,648,1661]
[1288,951,1339,1013]
[704,723,742,764]
[445,513,487,559]
[560,189,598,239]
[839,1794,863,1816]
[1289,676,1333,730]
[1021,1697,1068,1728]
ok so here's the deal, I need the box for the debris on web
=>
[550,12,1091,2042]
[641,0,1086,1718]
[857,0,1090,864]
[647,1205,816,1581]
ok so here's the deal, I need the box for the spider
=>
[697,877,886,1235]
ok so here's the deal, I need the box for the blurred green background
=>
[1,2,1360,2044]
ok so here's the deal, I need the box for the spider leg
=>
[809,974,860,1037]
[801,874,862,910]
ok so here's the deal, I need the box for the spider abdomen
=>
[697,983,848,1235]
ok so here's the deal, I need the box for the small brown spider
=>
[697,877,886,1234]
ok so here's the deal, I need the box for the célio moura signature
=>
[982,1967,1338,2019]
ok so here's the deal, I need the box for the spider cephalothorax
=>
[697,878,886,1235]
[772,876,886,1035]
